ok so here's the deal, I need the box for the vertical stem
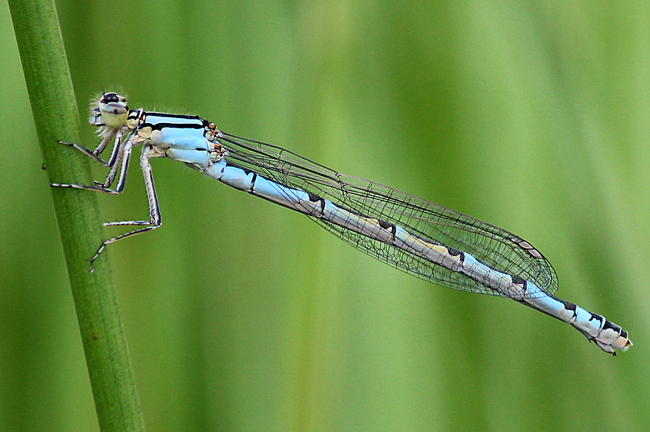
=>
[8,1,146,431]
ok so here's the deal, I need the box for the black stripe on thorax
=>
[144,111,205,120]
[141,112,209,130]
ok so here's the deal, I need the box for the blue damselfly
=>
[51,92,632,354]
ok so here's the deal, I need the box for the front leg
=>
[58,139,111,166]
[51,137,135,194]
[58,127,122,167]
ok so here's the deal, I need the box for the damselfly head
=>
[90,92,129,129]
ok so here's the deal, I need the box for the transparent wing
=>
[217,132,559,298]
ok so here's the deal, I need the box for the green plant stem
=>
[9,1,145,431]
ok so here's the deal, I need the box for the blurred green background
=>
[2,0,649,431]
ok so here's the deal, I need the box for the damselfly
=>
[51,92,632,354]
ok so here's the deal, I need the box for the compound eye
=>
[101,92,120,103]
[100,92,128,105]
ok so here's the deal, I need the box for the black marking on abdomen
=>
[378,220,397,237]
[512,275,525,284]
[245,171,258,194]
[563,301,577,313]
[511,275,528,294]
[307,192,326,214]
[447,247,465,263]
[602,320,622,334]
